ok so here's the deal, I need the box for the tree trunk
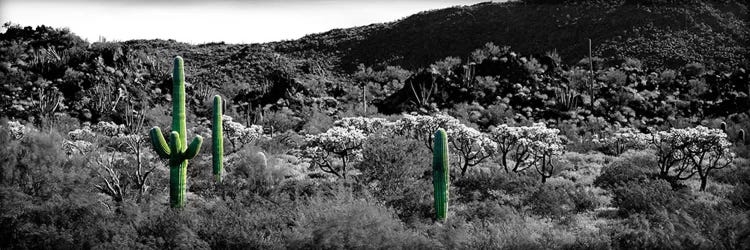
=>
[460,161,469,176]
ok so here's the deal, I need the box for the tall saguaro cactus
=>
[149,56,203,208]
[432,128,450,221]
[212,95,224,183]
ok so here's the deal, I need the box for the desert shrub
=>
[357,135,432,220]
[50,113,80,134]
[300,107,334,134]
[223,146,280,197]
[256,131,302,155]
[557,151,609,184]
[1,127,92,198]
[611,179,687,216]
[712,158,749,185]
[594,149,658,190]
[263,107,303,133]
[525,178,599,219]
[456,202,517,223]
[276,178,339,202]
[286,192,436,249]
[0,193,124,249]
[135,208,211,249]
[453,166,508,202]
[682,201,749,249]
[0,121,21,184]
[608,210,705,250]
[453,167,538,205]
[715,159,750,209]
[729,182,750,209]
[556,120,605,153]
[561,232,612,250]
[526,179,577,218]
[461,210,581,249]
[191,198,293,249]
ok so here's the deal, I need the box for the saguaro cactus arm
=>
[184,136,203,159]
[150,127,171,158]
[168,132,183,165]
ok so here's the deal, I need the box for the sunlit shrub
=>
[525,178,599,219]
[357,135,432,220]
[191,198,292,249]
[608,210,706,249]
[612,179,687,216]
[594,149,658,190]
[225,147,278,196]
[286,193,435,249]
[135,209,211,249]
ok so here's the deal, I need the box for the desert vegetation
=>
[1,0,749,248]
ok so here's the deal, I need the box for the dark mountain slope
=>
[284,0,748,71]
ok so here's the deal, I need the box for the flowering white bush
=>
[223,115,263,151]
[333,117,395,135]
[449,124,498,176]
[489,124,529,173]
[305,126,367,179]
[604,125,735,191]
[394,113,462,151]
[525,124,564,183]
[596,127,650,155]
[489,122,564,182]
[671,126,734,190]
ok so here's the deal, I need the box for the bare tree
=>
[93,154,124,203]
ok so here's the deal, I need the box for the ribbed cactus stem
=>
[432,128,449,221]
[212,95,224,183]
[149,56,203,208]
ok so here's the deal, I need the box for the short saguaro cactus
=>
[149,56,203,208]
[432,128,449,221]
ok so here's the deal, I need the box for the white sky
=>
[1,0,494,44]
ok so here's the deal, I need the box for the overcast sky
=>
[1,0,495,44]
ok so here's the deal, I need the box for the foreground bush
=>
[612,179,688,217]
[594,149,658,190]
[286,191,436,249]
[525,178,599,219]
[357,135,432,220]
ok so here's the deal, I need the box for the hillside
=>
[2,0,750,128]
[279,0,748,70]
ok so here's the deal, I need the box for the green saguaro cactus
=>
[149,56,203,208]
[212,95,224,183]
[432,128,449,221]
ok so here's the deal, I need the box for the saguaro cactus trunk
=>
[212,95,224,183]
[432,128,449,221]
[149,56,203,208]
